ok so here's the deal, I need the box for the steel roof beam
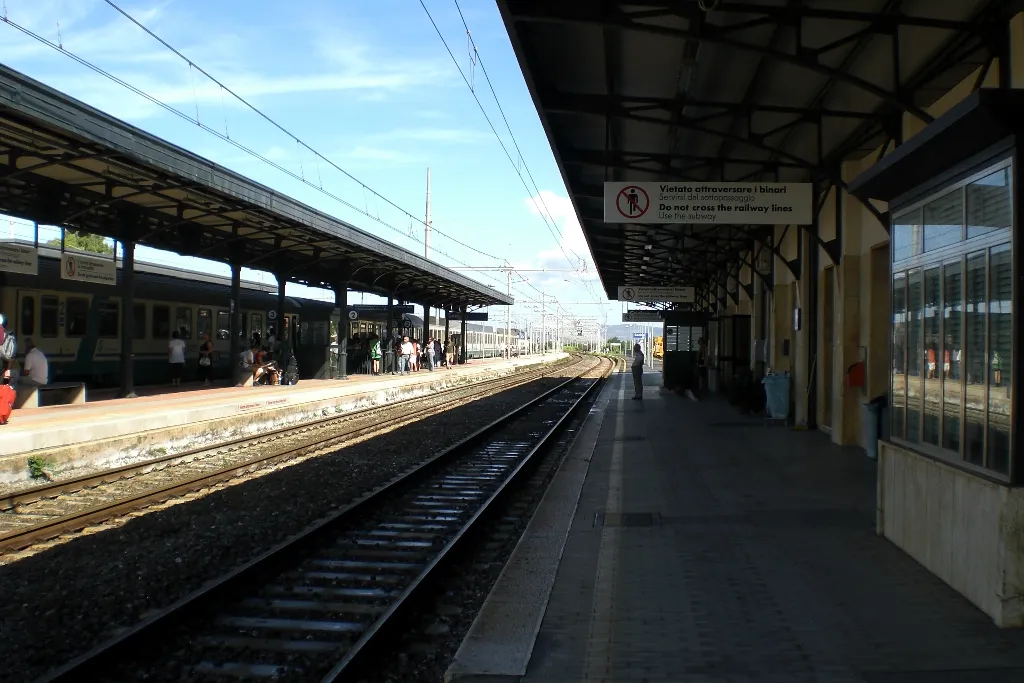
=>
[506,0,935,122]
[562,147,797,170]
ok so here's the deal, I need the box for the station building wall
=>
[714,17,1024,626]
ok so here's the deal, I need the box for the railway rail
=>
[35,355,613,683]
[0,355,580,555]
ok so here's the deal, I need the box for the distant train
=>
[344,311,527,363]
[0,243,526,386]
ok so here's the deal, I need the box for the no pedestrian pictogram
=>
[616,185,649,219]
[65,256,77,278]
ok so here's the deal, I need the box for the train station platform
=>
[446,370,1024,683]
[0,353,568,484]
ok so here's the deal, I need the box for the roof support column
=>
[274,270,287,363]
[806,195,820,430]
[118,219,138,399]
[444,308,451,364]
[460,307,468,364]
[422,304,430,353]
[386,295,395,374]
[229,263,243,385]
[333,282,350,380]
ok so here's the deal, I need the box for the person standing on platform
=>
[424,336,436,371]
[631,342,645,401]
[168,330,187,387]
[198,333,214,387]
[400,335,413,375]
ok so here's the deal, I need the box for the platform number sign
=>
[268,310,278,321]
[348,310,358,321]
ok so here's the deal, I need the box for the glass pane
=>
[252,314,263,343]
[923,191,963,252]
[967,167,1012,240]
[891,273,907,439]
[922,268,941,445]
[893,209,922,262]
[665,326,678,352]
[20,296,35,336]
[216,311,230,340]
[66,297,89,337]
[964,252,987,465]
[942,262,962,453]
[40,296,58,337]
[987,244,1011,474]
[98,301,119,338]
[905,270,923,443]
[197,308,212,338]
[153,305,171,339]
[133,303,146,340]
[175,307,192,340]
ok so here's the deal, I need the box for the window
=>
[891,273,907,439]
[252,313,263,342]
[133,303,147,340]
[964,252,986,465]
[922,268,941,445]
[905,269,923,444]
[197,308,212,339]
[889,160,1014,480]
[665,326,678,351]
[40,296,58,338]
[66,297,89,337]
[216,310,230,340]
[20,296,35,337]
[988,244,1011,473]
[98,300,119,338]
[152,305,171,339]
[942,263,962,453]
[893,209,922,262]
[923,191,963,252]
[967,167,1011,239]
[175,307,192,339]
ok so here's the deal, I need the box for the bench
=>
[15,382,88,409]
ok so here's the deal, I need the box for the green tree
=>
[46,230,113,255]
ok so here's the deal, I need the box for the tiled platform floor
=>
[523,371,1024,683]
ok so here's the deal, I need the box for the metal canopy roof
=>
[497,0,1018,304]
[0,64,512,308]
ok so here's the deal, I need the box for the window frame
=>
[152,304,171,340]
[65,296,90,338]
[40,295,59,338]
[97,299,120,339]
[888,154,1016,484]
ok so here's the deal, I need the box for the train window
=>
[20,296,35,336]
[152,305,171,339]
[197,308,212,339]
[252,314,263,342]
[216,310,229,340]
[40,296,58,338]
[133,303,147,340]
[282,316,291,341]
[175,307,192,340]
[66,297,89,337]
[98,300,119,338]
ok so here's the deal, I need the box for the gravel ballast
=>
[0,372,579,682]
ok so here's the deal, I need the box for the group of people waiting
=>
[343,332,458,376]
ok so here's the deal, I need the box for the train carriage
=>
[0,244,334,386]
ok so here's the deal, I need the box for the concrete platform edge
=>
[443,371,619,682]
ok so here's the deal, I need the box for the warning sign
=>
[60,252,115,286]
[615,185,649,219]
[604,181,812,225]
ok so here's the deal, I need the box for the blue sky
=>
[0,0,612,329]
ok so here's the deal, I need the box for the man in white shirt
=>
[20,338,48,386]
[400,336,413,374]
[168,331,187,386]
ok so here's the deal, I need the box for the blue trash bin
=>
[862,401,881,460]
[762,374,791,420]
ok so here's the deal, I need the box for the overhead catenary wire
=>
[417,1,593,286]
[95,0,509,266]
[439,0,606,306]
[0,4,575,315]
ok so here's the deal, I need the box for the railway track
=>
[0,355,580,555]
[36,355,612,683]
